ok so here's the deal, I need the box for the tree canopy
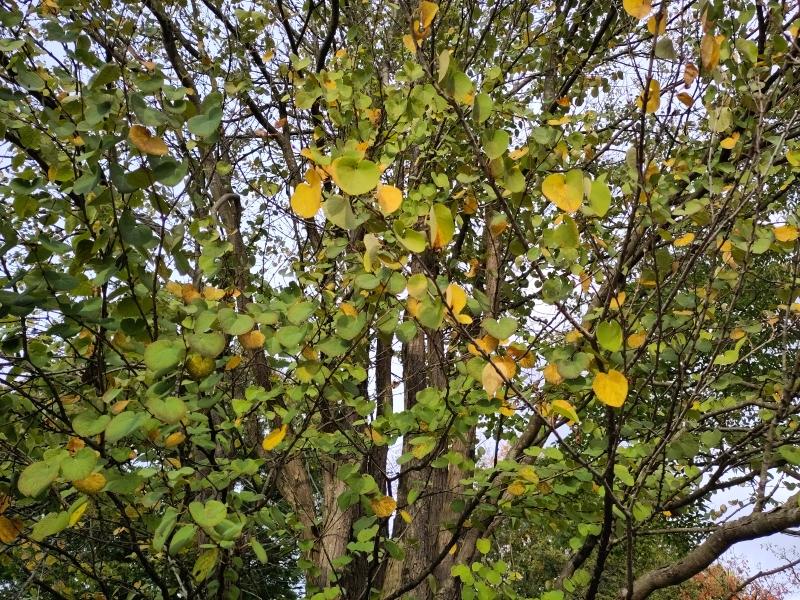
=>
[1,0,800,598]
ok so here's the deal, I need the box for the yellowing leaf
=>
[636,79,660,113]
[627,331,647,348]
[0,515,23,543]
[592,370,629,408]
[551,399,580,423]
[482,356,517,398]
[419,1,438,28]
[402,34,417,53]
[676,92,694,107]
[720,132,740,149]
[290,181,322,218]
[673,232,695,247]
[340,302,358,317]
[400,509,412,523]
[445,283,472,324]
[262,424,288,451]
[238,330,265,349]
[376,184,403,214]
[129,125,168,156]
[509,146,529,160]
[371,495,397,517]
[164,431,186,448]
[507,481,525,496]
[610,291,626,310]
[225,355,242,370]
[774,225,799,242]
[73,472,106,495]
[542,171,583,213]
[623,0,652,20]
[542,363,563,385]
[429,204,454,249]
[683,63,699,87]
[647,12,667,35]
[700,33,720,71]
[68,501,89,526]
[203,286,226,301]
[729,328,746,341]
[467,334,498,356]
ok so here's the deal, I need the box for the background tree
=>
[2,0,800,599]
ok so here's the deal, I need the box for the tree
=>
[2,0,800,598]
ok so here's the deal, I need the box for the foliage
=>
[1,0,800,598]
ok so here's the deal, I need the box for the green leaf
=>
[483,317,517,340]
[31,511,69,541]
[153,508,179,551]
[589,174,612,217]
[324,195,358,230]
[187,332,226,357]
[476,538,491,554]
[147,397,187,425]
[614,464,635,486]
[251,539,268,564]
[483,129,510,160]
[189,500,228,528]
[276,324,307,348]
[60,448,97,482]
[473,93,493,124]
[144,339,186,372]
[73,413,111,437]
[596,321,622,352]
[287,301,316,324]
[217,308,255,336]
[188,106,222,138]
[105,411,145,443]
[778,446,800,465]
[18,461,60,497]
[169,524,197,555]
[330,156,380,195]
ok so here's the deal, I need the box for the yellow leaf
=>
[181,284,202,303]
[0,515,23,543]
[262,424,288,451]
[673,232,695,247]
[290,181,322,219]
[376,184,403,214]
[225,355,242,370]
[238,330,265,349]
[592,370,629,408]
[636,79,660,113]
[700,33,720,71]
[402,34,417,53]
[546,115,571,126]
[340,302,358,317]
[165,281,184,296]
[720,132,740,149]
[729,328,746,341]
[73,472,106,495]
[551,399,580,423]
[542,172,582,213]
[129,125,168,156]
[627,332,647,348]
[482,356,517,398]
[499,400,515,416]
[164,431,186,448]
[419,1,438,28]
[647,12,666,35]
[400,509,413,523]
[519,466,539,484]
[683,63,699,87]
[565,329,583,344]
[69,501,89,526]
[774,225,799,242]
[676,92,694,107]
[203,286,226,301]
[111,400,130,415]
[66,436,85,454]
[623,0,652,20]
[371,495,397,518]
[542,363,563,385]
[507,481,525,496]
[445,283,471,324]
[467,334,498,356]
[508,147,529,160]
[610,291,626,310]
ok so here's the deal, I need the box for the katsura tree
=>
[2,0,800,598]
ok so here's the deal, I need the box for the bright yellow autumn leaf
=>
[610,291,626,310]
[627,331,647,348]
[647,12,667,35]
[262,424,288,451]
[551,399,580,423]
[445,283,472,324]
[371,495,397,517]
[720,132,740,149]
[700,33,721,70]
[376,184,403,214]
[467,334,498,356]
[507,481,525,496]
[542,363,563,385]
[238,330,265,349]
[399,509,413,523]
[225,355,242,370]
[623,0,652,20]
[68,501,89,526]
[164,431,186,448]
[673,232,695,247]
[542,172,583,213]
[592,370,629,408]
[129,125,169,156]
[290,181,322,219]
[636,79,660,113]
[73,472,107,495]
[419,1,438,28]
[203,286,226,301]
[482,355,516,398]
[774,225,799,242]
